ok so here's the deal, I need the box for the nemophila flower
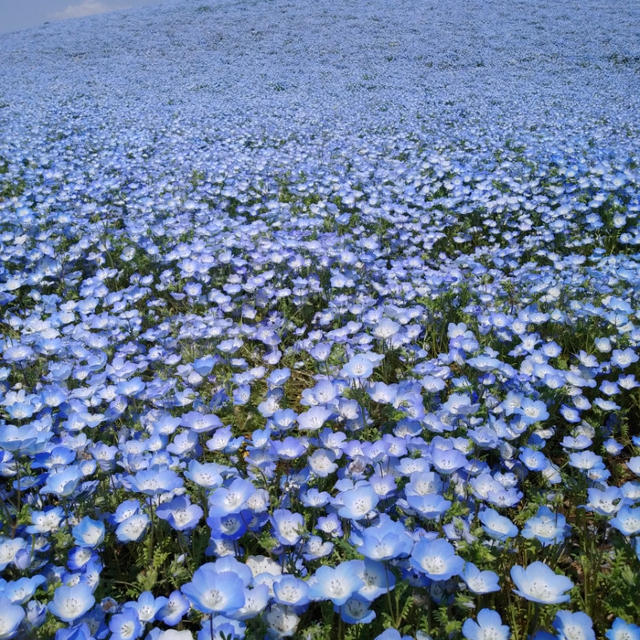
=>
[110,607,143,640]
[355,515,413,561]
[128,466,183,495]
[603,438,624,456]
[461,563,500,594]
[553,610,595,640]
[72,517,105,548]
[521,506,568,545]
[627,456,640,476]
[317,512,343,537]
[180,411,223,433]
[610,506,640,536]
[123,591,168,625]
[622,481,640,501]
[606,617,640,640]
[337,485,379,520]
[271,509,304,545]
[303,536,333,561]
[48,583,95,623]
[53,622,96,640]
[184,459,224,489]
[355,558,394,601]
[568,450,603,472]
[561,434,592,451]
[407,493,451,520]
[373,630,412,640]
[0,537,28,571]
[431,446,467,475]
[26,506,64,534]
[271,436,307,460]
[517,398,549,424]
[309,561,364,605]
[265,603,299,638]
[519,447,549,472]
[479,509,518,541]
[559,405,581,423]
[341,354,375,380]
[112,500,141,524]
[610,348,638,368]
[0,596,25,638]
[233,584,270,621]
[273,575,309,607]
[157,495,203,531]
[67,547,96,572]
[207,510,249,540]
[308,448,337,477]
[208,478,256,517]
[297,405,333,431]
[618,374,639,390]
[585,486,623,516]
[510,561,573,604]
[206,426,233,451]
[411,538,464,581]
[41,465,83,497]
[181,565,245,614]
[339,594,376,624]
[462,608,509,640]
[115,513,150,543]
[2,575,46,605]
[25,598,47,630]
[157,591,190,627]
[300,488,331,508]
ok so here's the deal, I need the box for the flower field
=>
[0,1,639,638]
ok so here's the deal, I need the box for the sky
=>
[0,0,160,33]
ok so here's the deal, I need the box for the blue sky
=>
[0,0,160,33]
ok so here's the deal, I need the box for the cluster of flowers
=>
[1,0,640,639]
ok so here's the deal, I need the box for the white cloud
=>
[53,1,128,20]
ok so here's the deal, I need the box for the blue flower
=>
[157,590,190,627]
[41,466,83,497]
[356,558,395,601]
[341,354,375,380]
[510,561,573,604]
[309,561,364,605]
[181,564,245,614]
[0,596,25,639]
[72,517,105,548]
[521,506,568,545]
[115,513,150,543]
[479,508,518,541]
[109,607,143,640]
[461,562,500,594]
[128,466,183,496]
[339,594,376,624]
[2,575,46,604]
[207,510,250,540]
[48,583,95,623]
[610,506,640,536]
[122,591,168,625]
[462,609,509,640]
[410,538,464,581]
[273,575,309,607]
[407,493,451,520]
[208,478,255,518]
[337,484,379,520]
[271,509,304,546]
[355,515,413,560]
[606,617,640,640]
[553,610,595,640]
[157,495,203,531]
